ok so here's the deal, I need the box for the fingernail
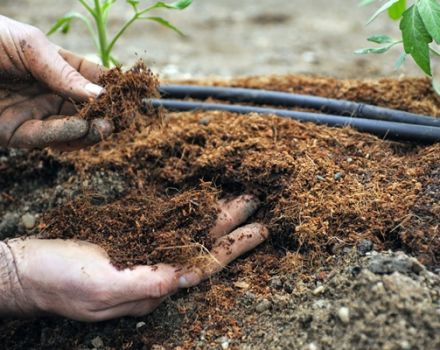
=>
[85,83,104,98]
[178,272,199,288]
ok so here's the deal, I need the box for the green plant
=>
[357,0,440,89]
[48,0,193,68]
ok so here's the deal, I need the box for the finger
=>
[50,118,114,151]
[59,49,105,84]
[20,29,103,101]
[109,263,181,303]
[179,223,269,288]
[0,93,64,146]
[86,296,167,321]
[210,195,260,239]
[8,117,89,149]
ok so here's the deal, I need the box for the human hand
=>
[0,195,267,321]
[0,15,113,150]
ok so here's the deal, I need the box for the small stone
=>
[136,321,146,329]
[347,157,353,163]
[337,306,350,324]
[91,336,104,348]
[216,336,230,349]
[255,299,271,313]
[316,175,325,181]
[270,277,283,290]
[312,285,325,295]
[198,117,210,126]
[334,172,344,181]
[357,239,373,255]
[234,281,250,289]
[283,281,294,294]
[304,342,318,350]
[400,340,411,350]
[21,213,36,230]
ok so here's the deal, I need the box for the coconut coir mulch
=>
[1,73,439,349]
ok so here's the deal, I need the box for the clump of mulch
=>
[41,183,220,268]
[77,61,161,132]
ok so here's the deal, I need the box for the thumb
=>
[20,29,103,101]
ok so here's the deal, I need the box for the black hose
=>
[150,99,440,143]
[160,84,440,128]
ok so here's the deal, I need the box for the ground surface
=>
[0,1,439,350]
[1,75,439,349]
[0,0,430,79]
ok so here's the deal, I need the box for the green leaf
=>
[47,11,91,35]
[400,5,433,75]
[432,77,440,94]
[367,34,394,43]
[139,16,184,35]
[360,0,377,6]
[148,0,192,11]
[395,51,407,69]
[355,41,402,54]
[388,0,406,20]
[418,0,440,44]
[367,0,400,24]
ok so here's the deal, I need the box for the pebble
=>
[21,213,36,230]
[283,281,294,294]
[334,172,344,181]
[337,306,350,324]
[136,321,146,329]
[255,299,271,313]
[198,117,211,126]
[312,285,325,295]
[91,336,104,348]
[270,277,283,290]
[357,239,373,255]
[216,336,230,349]
[316,175,325,181]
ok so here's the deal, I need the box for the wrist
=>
[0,240,33,316]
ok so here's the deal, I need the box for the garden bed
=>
[0,74,439,349]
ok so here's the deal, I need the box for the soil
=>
[0,74,439,349]
[79,62,161,133]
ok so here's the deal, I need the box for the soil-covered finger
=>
[179,223,269,288]
[50,118,114,151]
[8,117,88,148]
[210,195,260,239]
[59,49,105,84]
[0,93,64,146]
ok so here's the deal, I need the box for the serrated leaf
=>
[368,34,394,43]
[418,0,440,44]
[400,5,433,75]
[388,0,406,20]
[47,11,91,36]
[140,16,184,35]
[368,0,400,24]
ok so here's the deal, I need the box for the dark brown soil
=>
[78,61,161,133]
[0,74,439,349]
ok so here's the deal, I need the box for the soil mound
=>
[0,74,439,349]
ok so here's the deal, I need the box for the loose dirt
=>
[0,74,439,349]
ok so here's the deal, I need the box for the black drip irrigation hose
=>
[160,84,440,128]
[151,84,440,143]
[150,99,440,143]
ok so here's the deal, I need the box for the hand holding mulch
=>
[1,195,267,321]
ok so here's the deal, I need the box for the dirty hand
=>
[0,195,268,321]
[0,15,113,150]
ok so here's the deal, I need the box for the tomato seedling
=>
[357,0,440,90]
[48,0,192,67]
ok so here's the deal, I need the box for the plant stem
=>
[94,0,110,67]
[106,14,138,58]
